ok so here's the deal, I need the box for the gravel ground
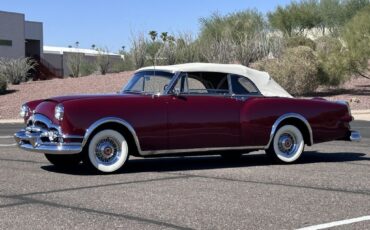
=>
[0,72,133,119]
[0,72,369,119]
[302,77,370,110]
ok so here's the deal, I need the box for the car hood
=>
[47,94,118,103]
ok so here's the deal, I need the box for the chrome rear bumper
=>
[349,130,361,142]
[14,130,82,155]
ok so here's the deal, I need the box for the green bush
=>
[315,36,348,86]
[253,46,319,95]
[0,76,7,94]
[0,58,37,84]
[286,36,316,50]
[342,5,370,79]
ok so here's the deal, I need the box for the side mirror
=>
[172,88,180,96]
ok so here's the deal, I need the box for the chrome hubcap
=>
[95,137,120,164]
[278,133,297,155]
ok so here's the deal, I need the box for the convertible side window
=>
[124,71,173,94]
[174,72,230,95]
[230,74,260,95]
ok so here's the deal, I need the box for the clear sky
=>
[1,0,291,52]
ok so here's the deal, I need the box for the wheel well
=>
[278,118,312,146]
[83,122,140,156]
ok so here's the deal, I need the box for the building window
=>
[0,39,12,46]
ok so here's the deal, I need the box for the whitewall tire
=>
[86,129,129,173]
[266,125,305,163]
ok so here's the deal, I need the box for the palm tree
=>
[91,44,96,50]
[160,32,168,42]
[149,31,158,42]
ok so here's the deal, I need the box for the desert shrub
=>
[198,10,270,66]
[0,76,7,94]
[96,48,111,75]
[80,61,97,76]
[286,36,316,50]
[315,36,348,86]
[0,58,37,84]
[130,33,148,69]
[67,52,83,77]
[174,33,200,64]
[110,62,125,73]
[110,55,134,73]
[254,46,319,95]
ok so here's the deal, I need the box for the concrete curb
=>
[352,110,370,115]
[0,119,24,124]
[0,110,369,123]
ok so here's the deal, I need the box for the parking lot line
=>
[0,143,16,147]
[297,215,370,230]
[0,136,13,139]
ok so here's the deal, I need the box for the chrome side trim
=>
[81,117,142,151]
[81,117,267,156]
[62,135,84,139]
[140,145,265,156]
[265,113,313,148]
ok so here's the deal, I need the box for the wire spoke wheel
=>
[86,129,129,173]
[266,125,305,163]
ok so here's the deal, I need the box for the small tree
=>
[175,32,200,64]
[96,47,111,75]
[342,5,370,79]
[130,32,147,69]
[316,36,348,86]
[268,6,296,37]
[67,52,83,78]
[199,10,270,66]
[66,42,83,77]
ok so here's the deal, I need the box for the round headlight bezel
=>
[54,104,64,121]
[20,104,30,118]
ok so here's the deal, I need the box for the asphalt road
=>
[0,121,369,229]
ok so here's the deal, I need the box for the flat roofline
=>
[25,20,43,25]
[0,10,25,16]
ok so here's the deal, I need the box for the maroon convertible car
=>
[14,63,361,173]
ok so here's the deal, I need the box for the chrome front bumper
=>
[349,130,361,142]
[14,130,82,155]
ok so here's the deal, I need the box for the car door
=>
[167,72,244,150]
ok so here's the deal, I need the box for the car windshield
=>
[122,71,174,94]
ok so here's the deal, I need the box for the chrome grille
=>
[26,114,62,143]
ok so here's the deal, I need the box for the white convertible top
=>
[137,63,292,98]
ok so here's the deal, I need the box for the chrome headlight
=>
[20,104,30,118]
[55,104,64,121]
